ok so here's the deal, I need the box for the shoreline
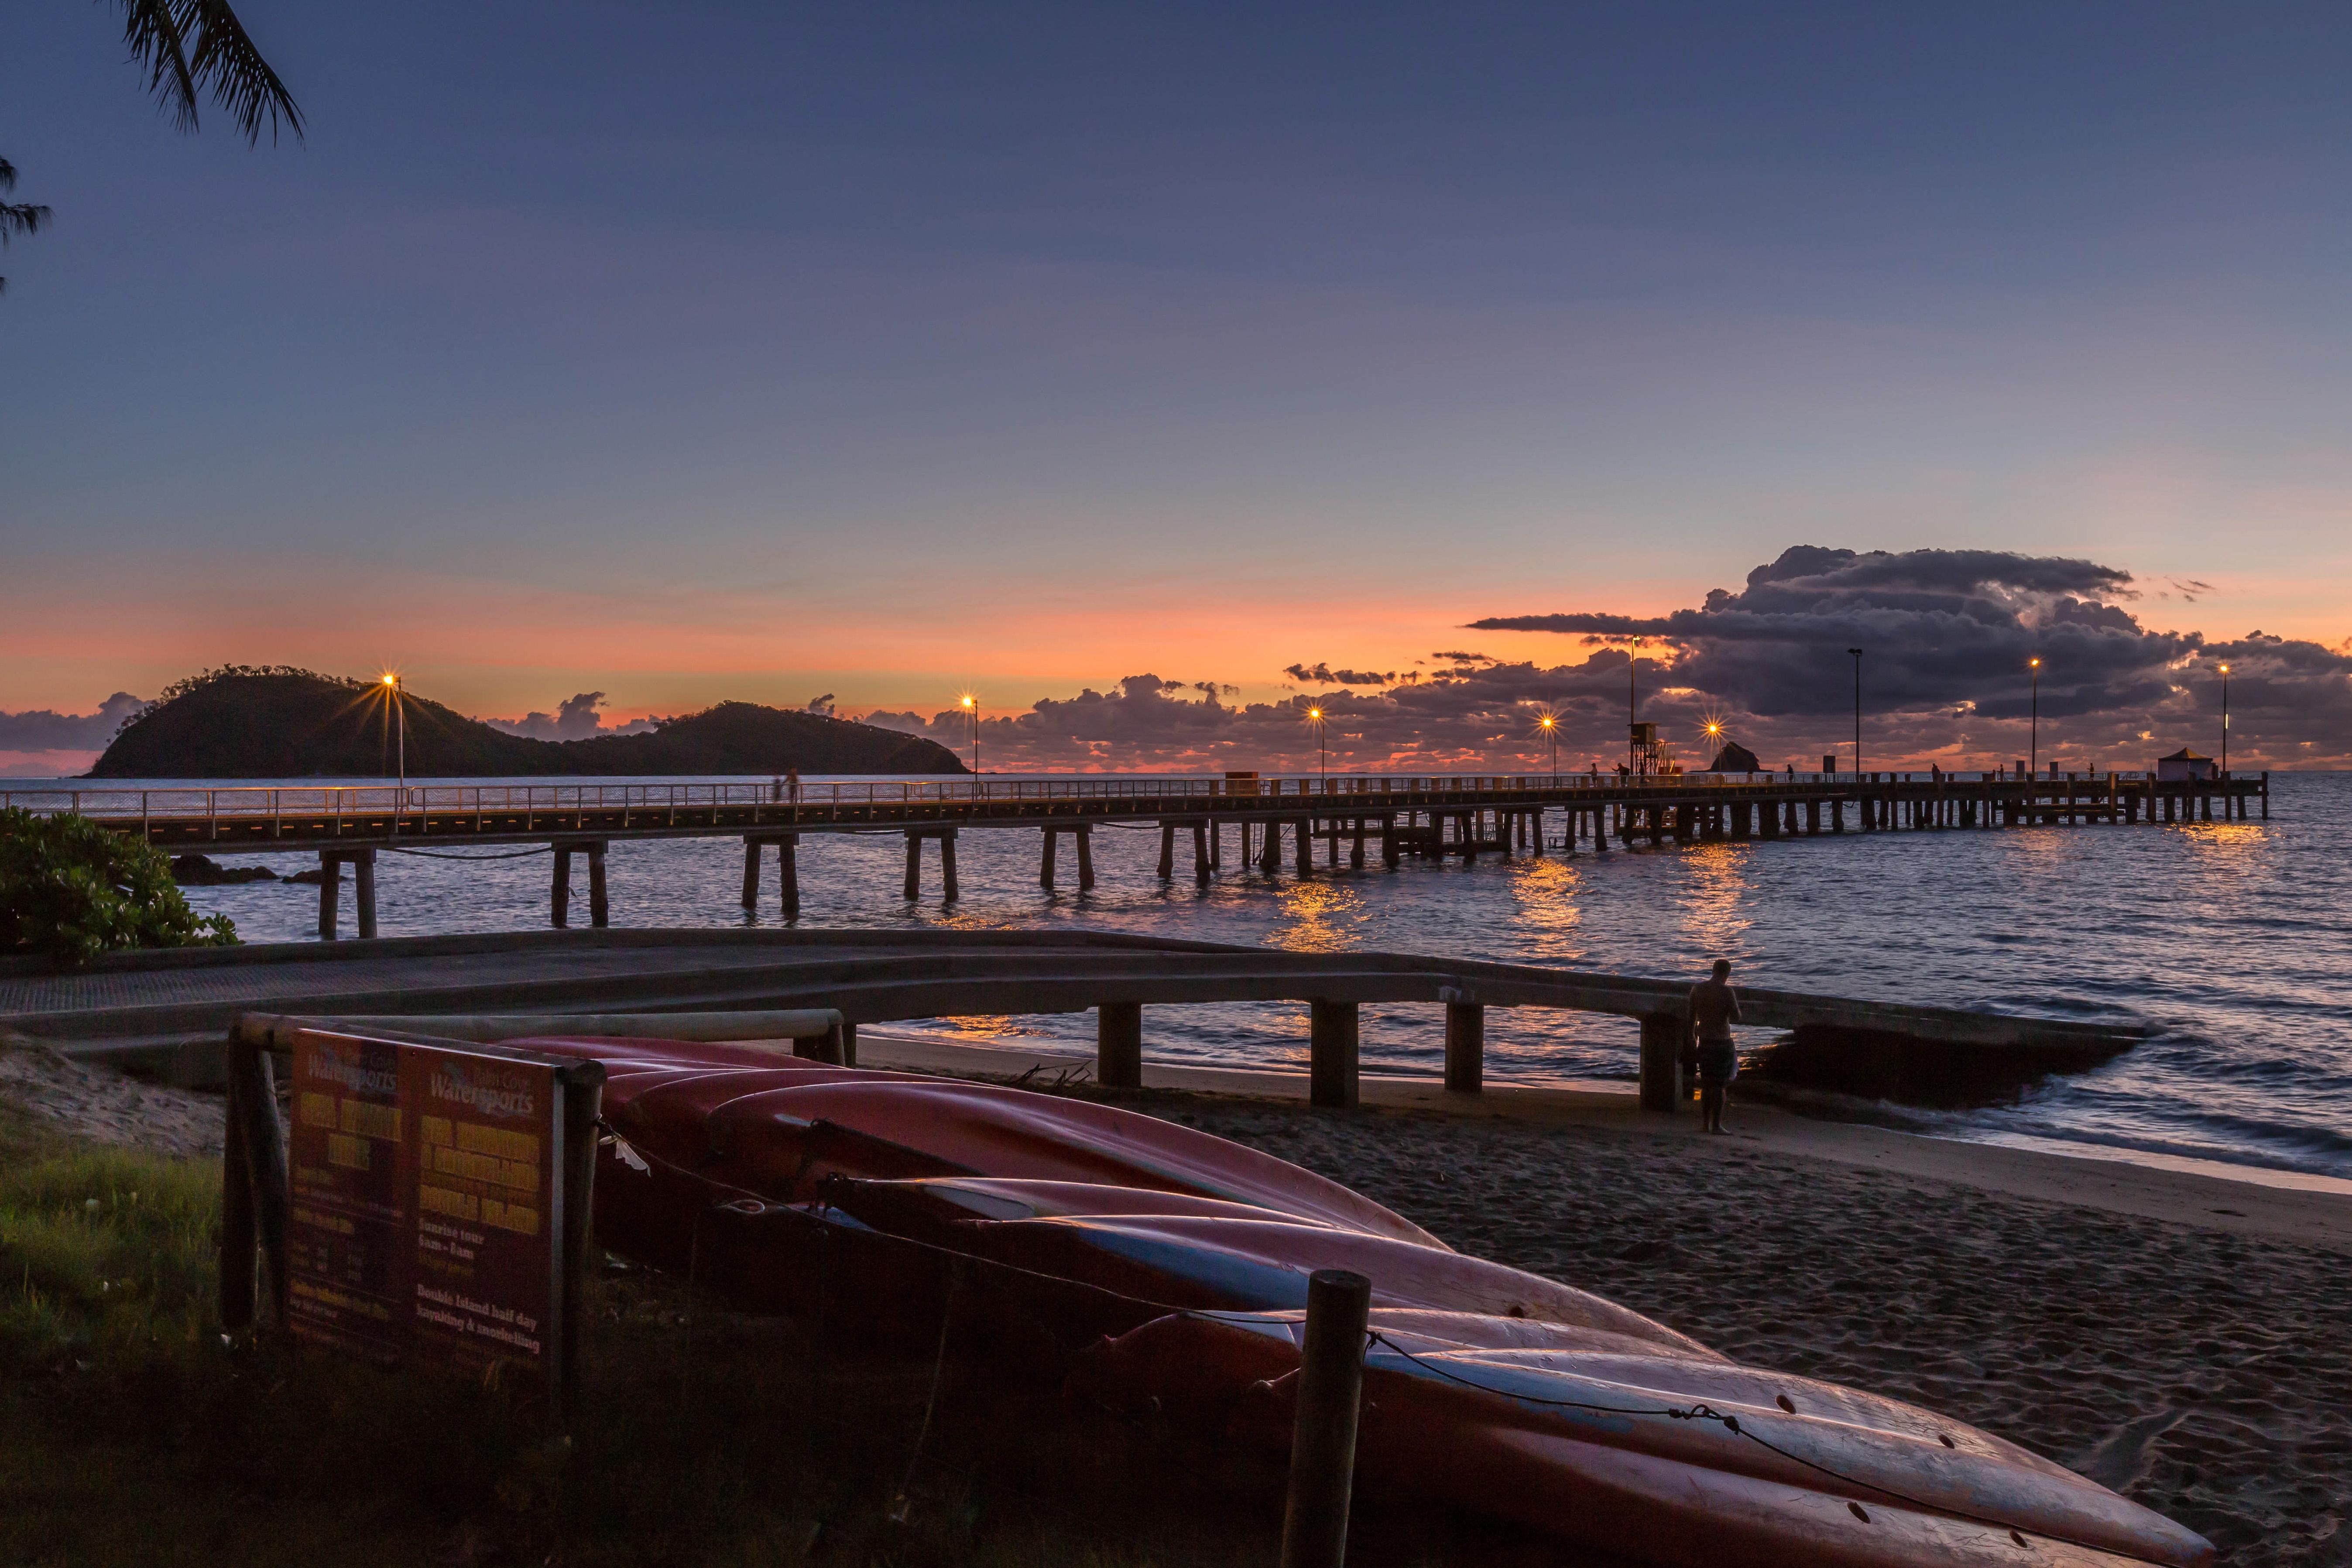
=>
[852,1026,2352,1253]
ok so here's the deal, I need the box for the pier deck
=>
[4,768,2269,935]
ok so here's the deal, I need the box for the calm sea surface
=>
[26,772,2351,1181]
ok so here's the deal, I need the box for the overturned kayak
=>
[525,1034,2211,1568]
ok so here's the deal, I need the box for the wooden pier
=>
[3,768,2270,937]
[0,928,2148,1114]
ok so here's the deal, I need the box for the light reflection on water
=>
[116,772,2352,1180]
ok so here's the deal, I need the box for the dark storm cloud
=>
[1471,546,2352,769]
[857,547,2349,771]
[1283,663,1398,686]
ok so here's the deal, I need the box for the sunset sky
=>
[6,3,2351,773]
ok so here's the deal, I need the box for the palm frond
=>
[110,0,305,144]
[0,160,53,293]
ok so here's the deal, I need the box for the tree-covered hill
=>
[88,669,966,778]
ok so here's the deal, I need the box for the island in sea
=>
[86,669,967,779]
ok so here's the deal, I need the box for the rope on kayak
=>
[891,1256,963,1525]
[383,844,553,860]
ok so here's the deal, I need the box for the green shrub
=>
[0,808,237,965]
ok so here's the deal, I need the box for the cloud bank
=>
[0,692,149,777]
[864,547,2352,772]
[483,692,658,740]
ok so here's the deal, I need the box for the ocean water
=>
[18,772,2349,1181]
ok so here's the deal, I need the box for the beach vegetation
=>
[0,808,237,966]
[0,1128,1509,1568]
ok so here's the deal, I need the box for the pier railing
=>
[0,768,2229,824]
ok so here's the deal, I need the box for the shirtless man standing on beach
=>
[1689,959,1741,1134]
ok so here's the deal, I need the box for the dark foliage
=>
[0,809,237,964]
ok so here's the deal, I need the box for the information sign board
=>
[283,1029,566,1391]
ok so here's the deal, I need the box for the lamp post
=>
[1628,638,1642,774]
[1847,648,1862,775]
[1308,707,1327,784]
[2219,662,2230,775]
[1540,713,1558,781]
[1704,720,1723,771]
[2028,657,2041,778]
[960,694,979,782]
[381,674,405,823]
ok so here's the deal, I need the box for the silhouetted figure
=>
[1688,958,1742,1135]
[786,767,802,804]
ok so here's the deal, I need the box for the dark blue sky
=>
[5,2,2349,756]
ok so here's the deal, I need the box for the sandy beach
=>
[4,1025,2343,1564]
[854,1031,2352,1566]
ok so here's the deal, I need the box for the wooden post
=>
[1159,821,1176,879]
[741,838,761,909]
[1076,824,1097,890]
[225,1033,291,1328]
[1210,818,1222,868]
[1261,819,1284,872]
[219,1040,258,1331]
[779,835,800,919]
[353,848,378,939]
[2262,771,2270,819]
[905,831,924,899]
[940,830,960,900]
[1350,819,1366,868]
[1308,1000,1359,1110]
[1638,1012,1685,1112]
[1193,819,1212,882]
[1382,817,1400,868]
[1040,827,1058,889]
[1279,1268,1371,1568]
[555,1062,606,1429]
[840,1020,858,1068]
[1443,1002,1483,1094]
[1097,1001,1142,1090]
[1296,817,1313,875]
[550,847,571,928]
[316,852,341,940]
[587,842,609,928]
[793,1018,843,1064]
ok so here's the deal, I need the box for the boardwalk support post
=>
[1443,999,1484,1094]
[1279,1268,1371,1568]
[1638,1012,1685,1112]
[1097,1001,1142,1090]
[1076,823,1096,891]
[550,846,571,928]
[315,852,342,940]
[940,829,959,901]
[587,841,608,928]
[352,849,377,940]
[1309,1000,1359,1110]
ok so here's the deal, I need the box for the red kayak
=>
[521,1035,2211,1568]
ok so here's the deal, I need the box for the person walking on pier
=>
[1689,959,1742,1135]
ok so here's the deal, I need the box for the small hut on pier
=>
[1706,741,1762,774]
[2155,748,2218,781]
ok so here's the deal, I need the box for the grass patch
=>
[0,1136,1541,1568]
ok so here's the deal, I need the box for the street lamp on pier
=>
[381,674,406,825]
[960,694,979,781]
[2219,662,2231,774]
[1846,648,1862,775]
[1539,713,1558,781]
[2028,657,2041,778]
[1628,638,1642,773]
[1308,707,1327,784]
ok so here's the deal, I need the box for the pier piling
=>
[1308,999,1359,1109]
[1097,1001,1143,1090]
